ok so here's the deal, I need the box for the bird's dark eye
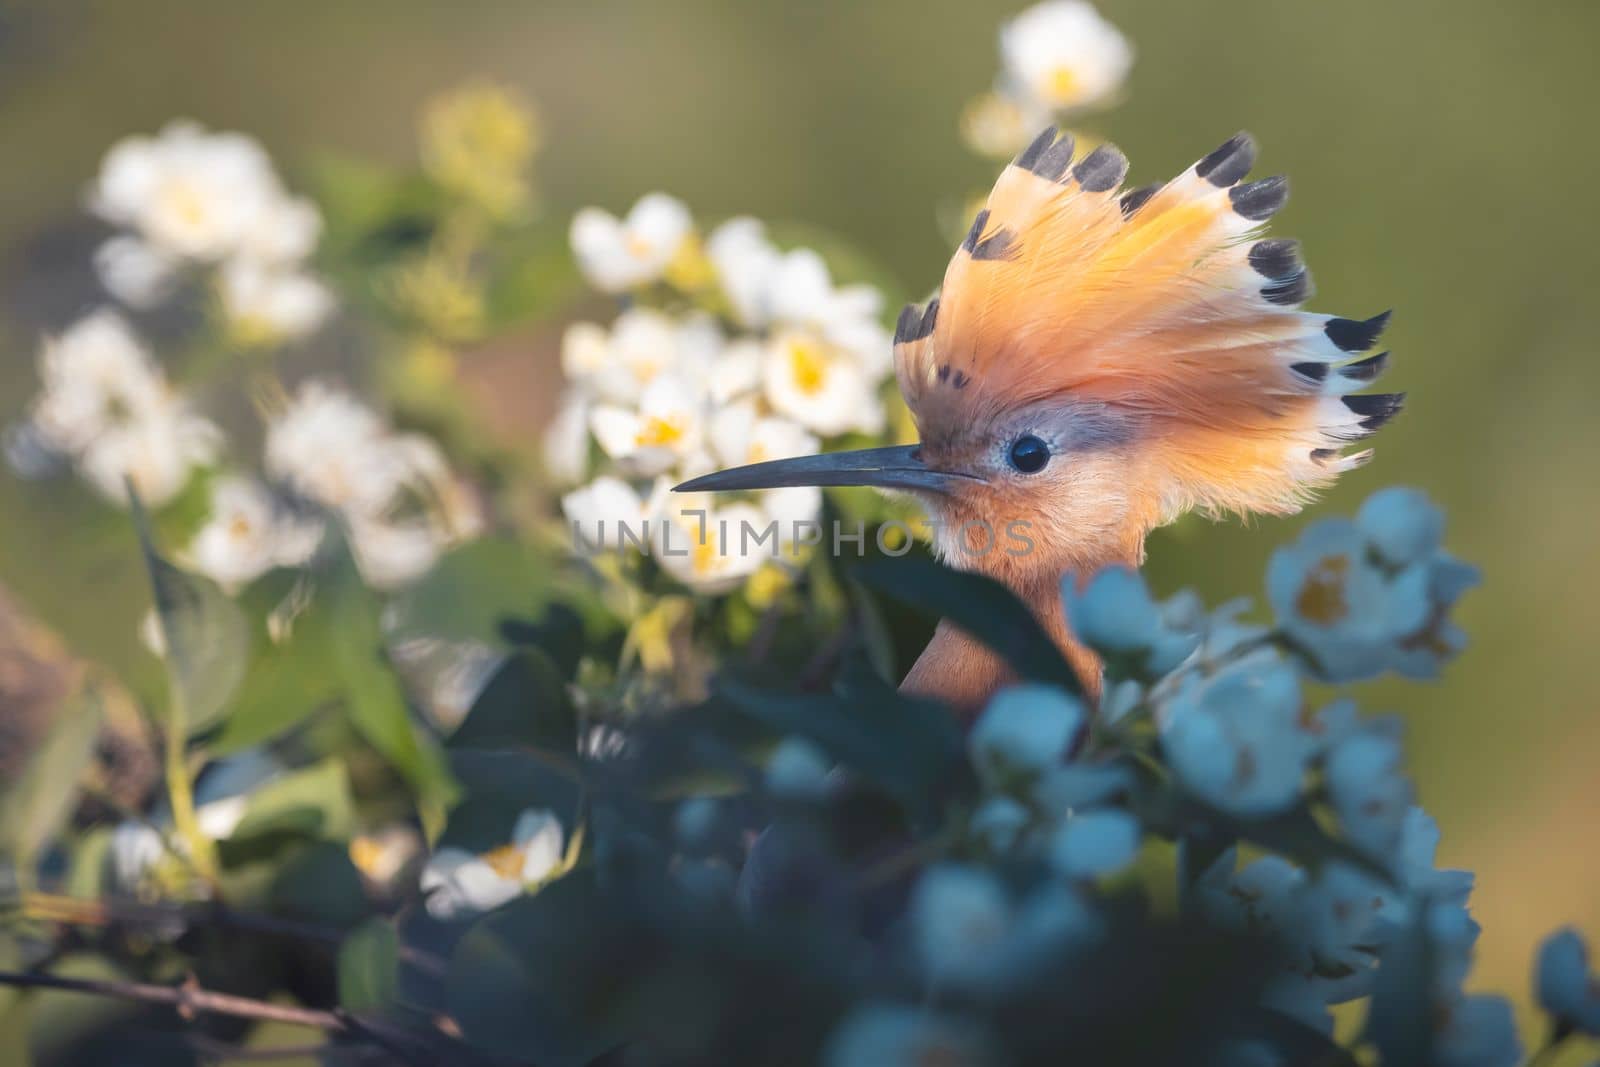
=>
[1008,434,1050,474]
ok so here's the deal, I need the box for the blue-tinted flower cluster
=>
[1268,487,1480,681]
[858,487,1582,1067]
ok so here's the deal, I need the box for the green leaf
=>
[447,648,575,753]
[268,841,370,929]
[130,493,250,736]
[0,683,106,869]
[483,225,584,329]
[209,590,340,755]
[387,538,552,647]
[329,562,458,827]
[227,758,355,844]
[338,917,400,1014]
[851,555,1082,696]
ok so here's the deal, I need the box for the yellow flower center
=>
[626,234,657,260]
[162,181,210,229]
[787,337,830,396]
[691,526,719,575]
[1046,65,1081,104]
[227,515,255,541]
[630,358,664,386]
[481,843,525,879]
[349,837,386,878]
[635,415,685,449]
[1295,554,1350,624]
[664,236,715,291]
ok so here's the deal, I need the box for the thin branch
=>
[0,969,447,1066]
[17,892,448,979]
[0,968,347,1031]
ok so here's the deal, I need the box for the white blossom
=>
[762,329,884,437]
[29,311,174,454]
[218,259,333,343]
[569,193,692,292]
[185,477,323,590]
[590,373,707,476]
[649,490,770,594]
[542,394,593,487]
[999,1,1133,115]
[421,809,565,920]
[706,216,781,327]
[265,382,430,515]
[93,236,179,308]
[562,475,650,552]
[75,398,221,507]
[90,121,282,262]
[345,514,446,591]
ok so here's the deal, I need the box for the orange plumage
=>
[683,128,1399,709]
[896,128,1397,529]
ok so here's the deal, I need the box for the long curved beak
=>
[672,444,974,495]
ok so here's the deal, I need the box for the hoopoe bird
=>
[677,129,1398,712]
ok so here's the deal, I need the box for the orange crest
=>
[894,129,1397,522]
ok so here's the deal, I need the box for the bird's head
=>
[677,129,1397,591]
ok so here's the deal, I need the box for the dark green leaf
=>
[130,492,250,736]
[851,555,1082,695]
[268,841,370,929]
[447,647,575,753]
[439,748,582,854]
[338,917,400,1014]
[717,654,964,811]
[0,684,105,868]
[499,602,589,679]
[448,875,627,1065]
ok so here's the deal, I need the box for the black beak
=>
[672,444,975,495]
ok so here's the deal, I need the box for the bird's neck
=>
[899,547,1142,719]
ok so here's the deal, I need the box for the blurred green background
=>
[1,0,1596,1033]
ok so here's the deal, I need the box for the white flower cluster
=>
[90,120,332,342]
[554,194,894,593]
[963,1,1134,159]
[18,310,221,506]
[9,125,477,596]
[258,381,482,590]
